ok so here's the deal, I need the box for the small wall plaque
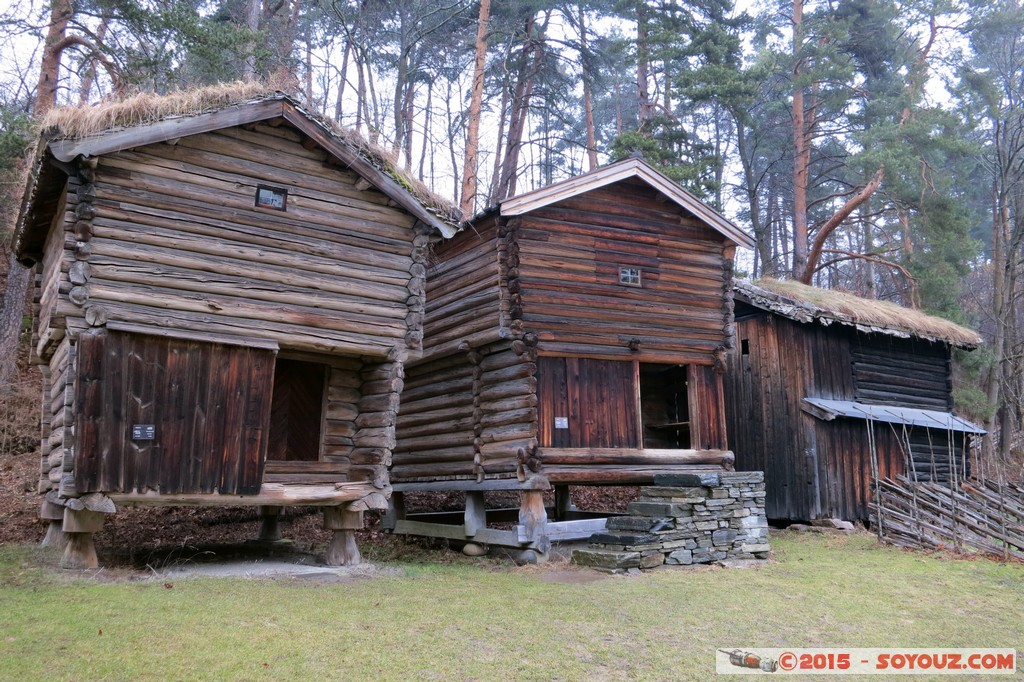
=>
[554,417,569,429]
[132,424,155,440]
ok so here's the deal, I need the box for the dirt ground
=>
[0,411,635,569]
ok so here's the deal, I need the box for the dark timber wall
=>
[724,306,969,521]
[395,174,738,487]
[74,330,275,495]
[25,103,434,511]
[515,179,734,363]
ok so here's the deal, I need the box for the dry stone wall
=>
[572,471,770,572]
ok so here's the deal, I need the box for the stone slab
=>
[627,501,692,517]
[590,532,659,546]
[719,472,765,484]
[571,549,642,570]
[654,473,721,487]
[606,516,659,532]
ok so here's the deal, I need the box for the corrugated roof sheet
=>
[802,398,986,434]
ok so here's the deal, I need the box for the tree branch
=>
[800,166,885,284]
[818,248,920,308]
[53,34,122,90]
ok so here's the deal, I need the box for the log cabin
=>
[724,279,985,523]
[388,157,756,557]
[14,87,459,568]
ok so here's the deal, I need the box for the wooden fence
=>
[869,477,1024,561]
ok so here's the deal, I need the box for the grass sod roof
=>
[736,278,982,348]
[16,81,460,258]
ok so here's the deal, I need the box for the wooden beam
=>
[539,448,734,466]
[392,519,532,548]
[49,100,288,162]
[108,482,377,507]
[391,475,552,491]
[536,518,608,542]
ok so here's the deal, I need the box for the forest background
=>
[0,0,1021,475]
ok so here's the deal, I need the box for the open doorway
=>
[639,364,690,448]
[268,358,327,462]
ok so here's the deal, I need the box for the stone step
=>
[571,547,641,570]
[588,532,659,546]
[606,515,658,531]
[606,515,677,533]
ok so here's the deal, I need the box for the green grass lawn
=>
[0,531,1020,681]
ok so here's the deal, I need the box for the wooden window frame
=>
[618,266,642,287]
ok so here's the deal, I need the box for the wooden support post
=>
[383,492,405,531]
[61,508,105,569]
[323,507,363,566]
[258,506,283,542]
[40,500,68,551]
[554,486,576,520]
[465,491,487,537]
[519,490,550,555]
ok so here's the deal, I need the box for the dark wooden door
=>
[537,357,640,448]
[74,331,275,495]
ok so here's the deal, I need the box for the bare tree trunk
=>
[280,0,302,84]
[793,12,936,283]
[615,80,623,135]
[900,207,913,255]
[861,202,876,299]
[334,40,352,121]
[0,255,29,391]
[791,0,809,279]
[985,179,1009,461]
[401,79,416,171]
[418,86,431,182]
[487,81,510,205]
[355,51,366,130]
[36,0,74,113]
[445,77,462,206]
[363,58,381,142]
[242,0,261,80]
[392,50,410,157]
[1,0,71,390]
[578,3,598,171]
[998,259,1019,464]
[304,31,313,105]
[495,61,534,200]
[737,120,769,275]
[460,0,491,216]
[78,17,108,103]
[636,2,652,125]
[495,12,549,202]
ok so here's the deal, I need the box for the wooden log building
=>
[724,279,985,523]
[388,158,756,556]
[14,89,458,568]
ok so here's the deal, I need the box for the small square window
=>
[619,266,641,286]
[255,185,288,210]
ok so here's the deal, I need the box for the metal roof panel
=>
[802,398,986,434]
